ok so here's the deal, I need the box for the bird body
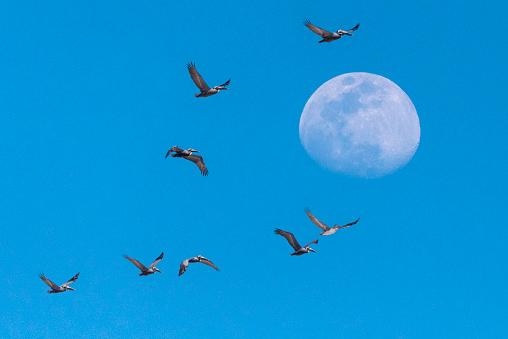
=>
[187,62,230,98]
[304,19,359,43]
[274,229,318,256]
[124,252,164,276]
[39,272,79,294]
[305,208,359,235]
[179,255,219,276]
[165,145,208,176]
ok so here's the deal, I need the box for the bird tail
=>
[195,94,199,98]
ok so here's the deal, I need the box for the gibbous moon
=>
[299,72,420,178]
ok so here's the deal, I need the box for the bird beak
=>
[156,268,163,273]
[309,248,316,253]
[67,287,76,291]
[344,32,354,36]
[221,87,229,90]
[165,151,171,159]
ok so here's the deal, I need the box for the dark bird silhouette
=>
[187,62,230,97]
[304,19,359,43]
[305,208,359,235]
[39,272,79,294]
[179,255,219,276]
[124,252,164,276]
[274,229,318,256]
[165,145,208,176]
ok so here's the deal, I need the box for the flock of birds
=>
[39,19,361,294]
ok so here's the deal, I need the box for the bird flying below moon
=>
[299,72,420,178]
[305,208,359,235]
[165,145,209,176]
[39,272,80,294]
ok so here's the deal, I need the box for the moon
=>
[299,72,420,178]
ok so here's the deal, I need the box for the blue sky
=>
[0,1,506,338]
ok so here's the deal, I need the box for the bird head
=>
[214,85,228,91]
[155,268,163,273]
[307,247,316,253]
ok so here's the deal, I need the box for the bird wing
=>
[178,259,190,276]
[335,218,360,229]
[199,257,219,271]
[274,229,301,251]
[344,23,360,33]
[219,79,231,87]
[124,255,148,272]
[39,273,60,290]
[148,252,164,269]
[303,19,331,37]
[183,154,208,176]
[305,208,331,231]
[187,62,210,91]
[61,272,79,287]
[304,239,319,248]
[165,146,182,159]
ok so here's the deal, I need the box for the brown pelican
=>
[274,229,318,256]
[306,208,359,236]
[165,145,208,176]
[304,19,359,43]
[187,62,230,98]
[178,255,219,276]
[124,252,164,276]
[39,272,79,294]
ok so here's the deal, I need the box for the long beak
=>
[67,287,76,291]
[309,248,316,253]
[343,32,354,36]
[156,268,163,273]
[165,151,171,159]
[221,87,229,90]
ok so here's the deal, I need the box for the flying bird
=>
[187,62,230,98]
[274,229,318,256]
[39,272,79,294]
[124,252,164,276]
[165,145,208,176]
[178,255,219,276]
[303,19,360,43]
[305,208,359,235]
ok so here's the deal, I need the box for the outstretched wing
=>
[178,259,190,276]
[305,208,331,232]
[39,273,60,290]
[61,272,79,287]
[274,229,301,251]
[148,252,164,269]
[124,255,148,272]
[303,19,331,37]
[304,239,319,248]
[344,23,360,33]
[183,154,208,176]
[335,218,360,229]
[199,256,219,271]
[219,79,230,87]
[187,62,210,92]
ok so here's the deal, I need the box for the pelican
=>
[304,19,359,43]
[274,229,318,256]
[165,145,208,176]
[124,252,164,276]
[39,272,79,294]
[187,62,230,98]
[305,208,359,235]
[178,255,219,276]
